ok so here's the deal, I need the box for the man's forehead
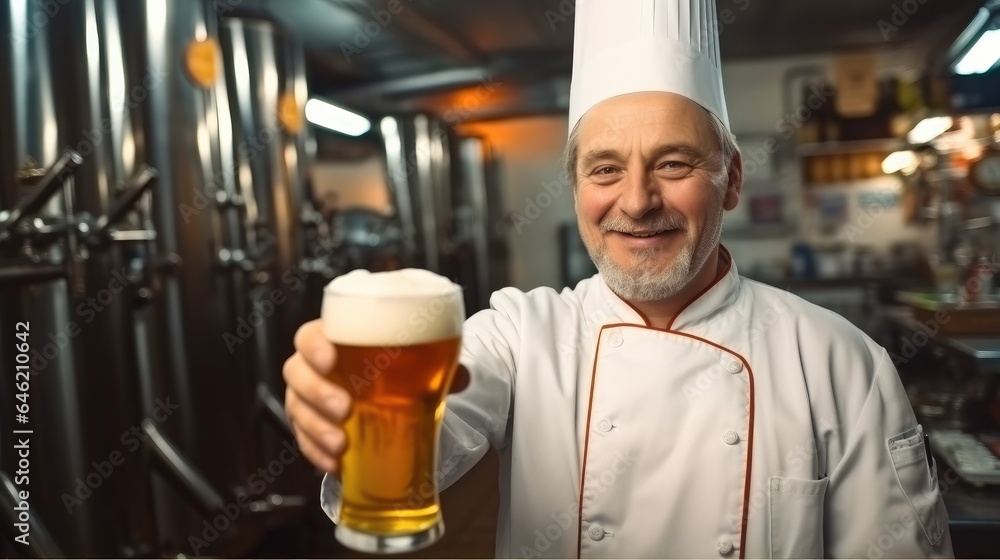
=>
[576,110,714,156]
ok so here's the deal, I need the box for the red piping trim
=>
[665,247,733,331]
[576,334,603,559]
[575,322,755,558]
[621,299,651,327]
[739,355,755,559]
[614,246,734,331]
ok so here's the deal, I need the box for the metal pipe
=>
[380,116,419,264]
[414,114,440,271]
[257,382,292,436]
[459,137,493,311]
[0,471,65,558]
[0,263,65,287]
[95,165,158,234]
[142,421,227,515]
[0,149,82,240]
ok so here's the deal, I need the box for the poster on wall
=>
[857,190,898,210]
[817,191,848,224]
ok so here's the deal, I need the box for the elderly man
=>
[283,0,953,557]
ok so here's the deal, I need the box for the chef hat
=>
[567,0,730,135]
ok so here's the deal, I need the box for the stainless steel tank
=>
[115,0,259,553]
[378,114,509,310]
[220,16,309,399]
[51,0,202,555]
[0,1,95,556]
[219,16,316,504]
[455,135,509,312]
[3,0,244,555]
[379,114,455,273]
[3,1,316,556]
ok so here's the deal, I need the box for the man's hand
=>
[283,319,470,474]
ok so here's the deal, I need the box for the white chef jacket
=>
[322,250,953,558]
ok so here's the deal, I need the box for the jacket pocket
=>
[768,476,829,558]
[888,426,948,545]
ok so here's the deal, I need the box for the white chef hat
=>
[567,0,731,135]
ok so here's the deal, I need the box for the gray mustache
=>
[600,215,687,234]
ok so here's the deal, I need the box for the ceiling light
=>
[949,6,1000,76]
[305,98,371,136]
[954,28,1000,75]
[907,116,954,144]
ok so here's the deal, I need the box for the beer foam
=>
[322,269,464,347]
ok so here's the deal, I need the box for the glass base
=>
[335,519,445,554]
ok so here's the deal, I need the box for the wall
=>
[310,155,393,215]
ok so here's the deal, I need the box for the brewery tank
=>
[0,1,101,555]
[219,16,317,497]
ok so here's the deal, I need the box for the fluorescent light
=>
[882,151,919,175]
[954,28,1000,75]
[907,116,953,144]
[305,98,371,136]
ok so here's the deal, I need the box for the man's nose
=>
[618,170,662,219]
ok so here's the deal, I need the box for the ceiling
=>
[231,0,987,119]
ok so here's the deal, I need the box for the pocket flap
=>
[887,425,947,545]
[769,476,829,558]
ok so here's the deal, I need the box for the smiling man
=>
[572,91,738,325]
[282,0,953,557]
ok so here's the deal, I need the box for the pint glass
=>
[321,269,464,553]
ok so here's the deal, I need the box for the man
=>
[283,0,953,557]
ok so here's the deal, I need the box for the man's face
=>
[574,92,740,302]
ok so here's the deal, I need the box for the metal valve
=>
[0,149,83,245]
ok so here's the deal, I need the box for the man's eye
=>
[659,161,686,170]
[594,166,618,175]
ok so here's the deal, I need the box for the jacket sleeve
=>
[824,349,953,558]
[321,290,520,524]
[437,289,520,488]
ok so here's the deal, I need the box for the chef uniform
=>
[322,0,954,557]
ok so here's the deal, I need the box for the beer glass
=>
[321,269,464,554]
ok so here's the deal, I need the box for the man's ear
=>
[723,151,743,211]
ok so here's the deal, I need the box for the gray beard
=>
[585,211,723,303]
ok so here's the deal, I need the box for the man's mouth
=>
[614,228,680,238]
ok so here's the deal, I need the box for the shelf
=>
[803,176,901,188]
[796,138,904,156]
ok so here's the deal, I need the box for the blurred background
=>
[2,0,1000,557]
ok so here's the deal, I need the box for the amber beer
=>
[321,269,464,553]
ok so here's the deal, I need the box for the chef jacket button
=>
[607,331,623,348]
[597,418,613,432]
[718,540,734,555]
[723,431,740,445]
[588,524,605,541]
[726,360,743,374]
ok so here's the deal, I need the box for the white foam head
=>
[322,269,464,347]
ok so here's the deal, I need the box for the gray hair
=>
[563,108,741,191]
